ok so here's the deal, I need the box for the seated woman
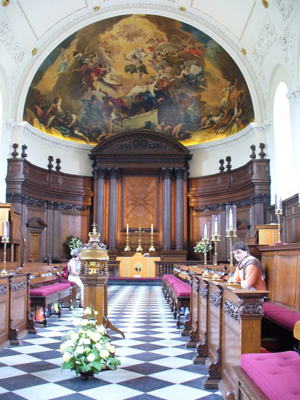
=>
[68,248,84,307]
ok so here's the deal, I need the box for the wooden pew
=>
[0,273,35,350]
[233,321,300,400]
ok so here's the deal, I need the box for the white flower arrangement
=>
[60,307,120,376]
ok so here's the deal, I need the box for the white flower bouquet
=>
[60,307,120,376]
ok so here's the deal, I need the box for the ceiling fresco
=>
[23,15,254,146]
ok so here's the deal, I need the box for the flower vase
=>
[79,370,95,380]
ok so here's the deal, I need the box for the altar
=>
[117,253,160,278]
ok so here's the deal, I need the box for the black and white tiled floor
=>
[0,285,222,400]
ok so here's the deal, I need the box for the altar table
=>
[117,254,161,277]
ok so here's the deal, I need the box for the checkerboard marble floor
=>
[0,285,223,400]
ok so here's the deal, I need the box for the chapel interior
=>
[0,1,300,399]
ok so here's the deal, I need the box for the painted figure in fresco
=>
[220,79,237,108]
[175,61,205,88]
[23,15,254,145]
[44,93,64,128]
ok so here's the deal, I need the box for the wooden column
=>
[162,168,173,250]
[0,275,10,351]
[175,168,185,250]
[186,273,200,348]
[107,168,119,250]
[95,168,106,240]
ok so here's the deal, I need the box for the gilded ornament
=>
[93,6,100,11]
[179,6,186,12]
[262,0,269,8]
[32,48,37,56]
[241,48,247,55]
[2,0,10,7]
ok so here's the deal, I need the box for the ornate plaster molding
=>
[280,30,295,78]
[287,87,300,104]
[274,0,295,22]
[0,15,25,65]
[252,20,277,67]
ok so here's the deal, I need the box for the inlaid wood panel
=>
[123,175,158,230]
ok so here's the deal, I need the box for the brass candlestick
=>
[202,237,210,277]
[211,233,221,280]
[275,208,282,244]
[1,235,9,275]
[149,231,155,252]
[226,205,237,284]
[124,231,131,252]
[135,227,144,253]
[226,229,237,283]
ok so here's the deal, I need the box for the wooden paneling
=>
[188,159,271,261]
[0,276,9,350]
[6,158,93,262]
[260,244,300,312]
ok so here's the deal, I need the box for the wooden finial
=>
[219,159,225,172]
[47,156,54,170]
[250,144,256,159]
[12,143,19,158]
[21,144,27,158]
[55,158,61,171]
[259,143,266,159]
[226,156,232,172]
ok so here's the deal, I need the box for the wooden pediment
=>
[90,130,192,169]
[26,217,47,229]
[236,219,251,230]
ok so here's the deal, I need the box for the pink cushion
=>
[172,283,190,297]
[30,282,71,297]
[263,302,300,330]
[241,352,300,400]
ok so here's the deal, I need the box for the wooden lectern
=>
[80,225,124,337]
[254,224,278,245]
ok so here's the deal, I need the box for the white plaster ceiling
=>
[16,0,257,41]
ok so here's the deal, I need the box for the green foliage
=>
[60,307,120,375]
[66,235,82,250]
[194,238,213,254]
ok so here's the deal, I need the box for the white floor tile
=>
[0,354,40,366]
[32,367,77,382]
[14,383,75,400]
[150,368,203,383]
[149,384,210,400]
[81,383,143,400]
[0,366,27,379]
[149,356,193,368]
[150,347,191,357]
[12,345,53,354]
[23,338,60,345]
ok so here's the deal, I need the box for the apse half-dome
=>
[23,14,254,146]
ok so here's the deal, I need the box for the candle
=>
[229,208,233,229]
[126,224,129,234]
[151,224,153,234]
[203,223,208,239]
[2,221,9,238]
[214,217,218,235]
[275,194,282,211]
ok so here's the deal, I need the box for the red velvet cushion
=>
[30,282,71,297]
[263,301,284,313]
[172,283,190,297]
[241,352,300,400]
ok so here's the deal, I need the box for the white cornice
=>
[7,121,92,153]
[188,122,270,153]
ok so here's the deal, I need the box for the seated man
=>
[232,242,267,290]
